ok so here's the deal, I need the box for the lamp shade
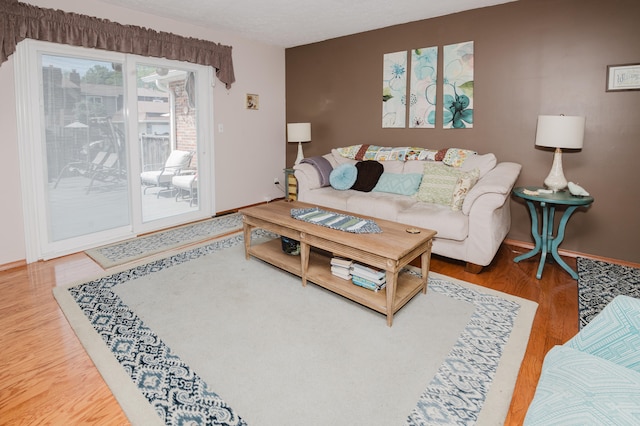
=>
[287,123,311,143]
[535,115,585,149]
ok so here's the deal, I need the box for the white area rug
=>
[55,234,537,425]
[84,213,242,268]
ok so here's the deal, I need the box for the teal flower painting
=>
[382,51,407,128]
[409,47,438,128]
[443,41,474,129]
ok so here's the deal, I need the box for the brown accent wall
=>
[285,0,640,263]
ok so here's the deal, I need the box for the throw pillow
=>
[372,173,423,196]
[442,148,478,167]
[416,163,476,206]
[329,163,358,190]
[435,148,448,161]
[416,163,459,205]
[351,161,384,192]
[451,168,480,211]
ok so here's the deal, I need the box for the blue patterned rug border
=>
[63,233,526,425]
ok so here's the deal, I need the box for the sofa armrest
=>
[462,162,521,215]
[294,162,324,192]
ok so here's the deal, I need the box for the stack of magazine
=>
[350,263,386,292]
[330,258,387,292]
[330,257,352,280]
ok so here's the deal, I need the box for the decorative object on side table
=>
[567,181,590,196]
[535,115,585,192]
[512,186,594,279]
[287,122,311,165]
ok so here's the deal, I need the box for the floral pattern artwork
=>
[409,47,438,128]
[382,51,408,128]
[443,41,474,129]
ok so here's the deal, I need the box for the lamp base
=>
[294,141,305,165]
[543,148,568,192]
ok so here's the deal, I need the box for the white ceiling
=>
[96,0,517,48]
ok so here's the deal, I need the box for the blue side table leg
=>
[536,202,550,279]
[550,206,580,279]
[514,200,542,263]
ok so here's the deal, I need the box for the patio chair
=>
[85,153,123,194]
[172,172,197,207]
[140,150,194,198]
[53,149,108,189]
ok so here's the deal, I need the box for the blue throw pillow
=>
[372,173,423,196]
[329,163,358,190]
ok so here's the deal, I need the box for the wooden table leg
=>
[243,221,252,260]
[385,260,398,327]
[300,235,309,287]
[421,240,432,294]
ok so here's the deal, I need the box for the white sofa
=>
[293,148,521,272]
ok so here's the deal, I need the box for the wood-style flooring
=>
[0,234,581,425]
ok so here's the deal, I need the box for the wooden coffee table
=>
[240,200,437,326]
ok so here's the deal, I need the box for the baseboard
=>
[504,238,640,269]
[0,259,27,272]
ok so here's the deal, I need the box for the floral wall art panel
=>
[409,47,438,128]
[443,41,474,129]
[382,51,408,128]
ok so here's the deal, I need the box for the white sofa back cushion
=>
[460,153,497,178]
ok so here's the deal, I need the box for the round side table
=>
[512,186,594,279]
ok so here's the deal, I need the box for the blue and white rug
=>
[85,213,243,269]
[577,257,640,329]
[55,233,537,425]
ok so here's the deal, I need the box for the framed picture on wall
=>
[246,93,259,109]
[606,63,640,92]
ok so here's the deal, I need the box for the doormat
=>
[85,213,243,269]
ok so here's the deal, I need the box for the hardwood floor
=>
[0,239,579,425]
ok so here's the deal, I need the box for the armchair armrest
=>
[566,295,640,372]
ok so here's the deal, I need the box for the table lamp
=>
[287,122,311,165]
[535,115,585,192]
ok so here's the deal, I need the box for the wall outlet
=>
[274,177,280,185]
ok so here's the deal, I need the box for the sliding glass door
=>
[42,54,130,242]
[15,41,214,261]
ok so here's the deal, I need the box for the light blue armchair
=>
[524,295,640,425]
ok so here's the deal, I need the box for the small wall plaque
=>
[246,93,259,109]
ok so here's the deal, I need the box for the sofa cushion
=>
[351,161,383,192]
[372,173,422,196]
[329,163,358,190]
[397,203,469,240]
[402,159,434,174]
[346,191,417,221]
[302,187,351,211]
[460,153,497,178]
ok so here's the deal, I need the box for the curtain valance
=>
[0,0,235,88]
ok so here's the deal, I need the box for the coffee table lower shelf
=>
[248,238,425,321]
